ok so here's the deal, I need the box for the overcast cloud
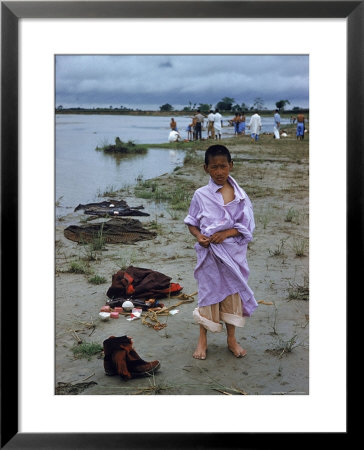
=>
[56,55,309,110]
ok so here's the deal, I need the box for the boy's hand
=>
[209,229,239,244]
[209,230,229,244]
[197,234,210,248]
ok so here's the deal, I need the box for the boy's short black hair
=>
[204,145,232,165]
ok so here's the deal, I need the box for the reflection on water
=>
[56,114,186,215]
[99,149,147,167]
[56,113,290,216]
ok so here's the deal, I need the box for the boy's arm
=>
[211,199,255,245]
[209,228,241,244]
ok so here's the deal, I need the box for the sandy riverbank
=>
[55,130,309,395]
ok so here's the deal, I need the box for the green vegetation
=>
[135,179,194,212]
[216,96,235,111]
[96,137,147,154]
[288,276,309,301]
[118,250,137,270]
[67,261,90,274]
[97,184,119,197]
[256,207,274,230]
[184,149,202,165]
[57,98,308,116]
[275,99,290,110]
[285,207,300,223]
[90,223,106,252]
[166,208,182,220]
[71,342,103,360]
[268,239,286,257]
[292,238,308,257]
[88,274,107,285]
[159,103,173,111]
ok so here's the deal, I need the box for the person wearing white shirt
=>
[213,109,223,140]
[248,112,262,143]
[273,109,281,139]
[207,109,215,139]
[168,130,181,142]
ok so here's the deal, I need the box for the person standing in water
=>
[170,118,178,131]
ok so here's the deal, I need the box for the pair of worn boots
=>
[103,335,160,380]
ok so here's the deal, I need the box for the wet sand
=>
[55,130,309,395]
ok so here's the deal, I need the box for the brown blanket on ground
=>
[106,266,182,300]
[64,218,156,244]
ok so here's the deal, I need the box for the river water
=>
[56,113,289,216]
[55,114,187,215]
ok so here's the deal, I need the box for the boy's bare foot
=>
[193,335,208,360]
[227,337,247,358]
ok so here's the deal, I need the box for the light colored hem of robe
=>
[193,308,223,333]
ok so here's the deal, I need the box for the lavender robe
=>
[184,176,257,317]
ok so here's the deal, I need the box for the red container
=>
[113,307,124,313]
[100,305,111,312]
[110,312,119,319]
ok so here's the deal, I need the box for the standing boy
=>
[184,145,257,360]
[170,118,178,131]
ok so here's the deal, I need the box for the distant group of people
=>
[168,108,306,143]
[169,109,223,143]
[189,109,223,141]
[273,109,306,140]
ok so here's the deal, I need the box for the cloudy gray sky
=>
[56,55,309,110]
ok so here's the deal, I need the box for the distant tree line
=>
[56,105,140,112]
[159,97,306,113]
[56,97,308,114]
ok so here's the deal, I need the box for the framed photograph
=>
[2,1,359,447]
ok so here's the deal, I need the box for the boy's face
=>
[204,155,233,185]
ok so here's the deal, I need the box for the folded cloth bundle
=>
[103,335,160,380]
[106,266,183,300]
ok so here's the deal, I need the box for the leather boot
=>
[103,335,160,380]
[103,335,132,378]
[125,346,160,378]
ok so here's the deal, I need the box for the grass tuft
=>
[292,238,308,257]
[88,274,107,285]
[68,261,89,274]
[288,276,309,301]
[71,342,103,360]
[285,207,300,224]
[268,239,286,256]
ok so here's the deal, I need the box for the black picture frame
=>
[1,1,359,447]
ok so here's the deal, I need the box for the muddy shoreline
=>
[55,131,309,395]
